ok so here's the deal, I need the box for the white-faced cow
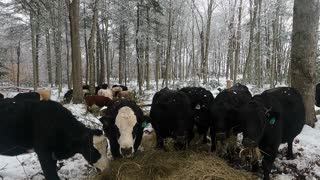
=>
[0,99,109,180]
[99,99,146,158]
[234,87,305,180]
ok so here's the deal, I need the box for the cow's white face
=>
[92,135,109,171]
[115,106,137,158]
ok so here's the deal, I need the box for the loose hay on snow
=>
[96,150,256,180]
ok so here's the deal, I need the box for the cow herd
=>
[0,83,310,180]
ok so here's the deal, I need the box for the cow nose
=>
[216,132,226,141]
[242,138,257,147]
[176,136,186,144]
[120,147,133,157]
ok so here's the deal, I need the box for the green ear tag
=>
[269,117,276,125]
[142,121,148,128]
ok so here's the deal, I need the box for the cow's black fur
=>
[13,92,40,102]
[315,83,320,107]
[209,83,252,151]
[235,87,305,180]
[0,99,105,180]
[99,99,145,158]
[150,87,194,150]
[179,87,214,143]
[101,84,108,89]
[0,93,3,99]
[112,84,128,91]
[63,89,73,103]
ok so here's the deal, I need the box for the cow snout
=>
[216,132,226,141]
[120,147,133,157]
[242,138,257,147]
[174,136,187,150]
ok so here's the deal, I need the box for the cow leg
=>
[286,140,294,159]
[152,123,164,149]
[261,150,276,180]
[202,127,208,144]
[156,133,164,149]
[210,127,216,152]
[202,134,207,143]
[37,151,60,180]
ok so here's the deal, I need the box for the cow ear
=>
[91,129,103,136]
[141,115,150,129]
[265,108,280,125]
[99,117,111,127]
[268,111,280,125]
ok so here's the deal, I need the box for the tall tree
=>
[291,0,320,126]
[203,0,215,84]
[68,0,83,103]
[88,0,98,94]
[233,0,242,84]
[45,27,53,87]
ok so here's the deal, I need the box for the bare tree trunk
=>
[203,0,214,84]
[68,0,83,103]
[45,27,53,87]
[52,1,63,93]
[35,12,40,87]
[165,0,173,87]
[226,0,237,80]
[270,0,279,88]
[255,0,262,87]
[83,2,89,85]
[65,10,71,89]
[136,0,143,94]
[16,40,21,87]
[291,0,319,126]
[98,23,105,86]
[103,2,110,86]
[30,10,37,90]
[119,23,125,85]
[145,7,151,90]
[233,0,242,84]
[243,0,257,83]
[88,0,98,94]
[96,22,100,86]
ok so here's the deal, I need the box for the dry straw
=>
[95,150,256,180]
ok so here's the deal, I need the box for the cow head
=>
[211,102,233,141]
[100,106,143,158]
[81,129,109,172]
[115,107,138,157]
[237,102,280,148]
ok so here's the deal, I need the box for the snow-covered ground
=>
[0,81,320,179]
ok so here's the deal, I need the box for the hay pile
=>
[96,150,256,180]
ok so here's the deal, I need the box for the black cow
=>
[82,85,90,90]
[101,84,109,89]
[315,83,320,107]
[0,93,3,99]
[99,99,146,158]
[209,83,252,151]
[112,84,128,91]
[150,87,194,150]
[0,99,108,180]
[179,87,214,143]
[63,89,73,103]
[13,92,40,102]
[234,87,305,180]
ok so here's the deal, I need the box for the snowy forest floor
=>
[0,79,320,180]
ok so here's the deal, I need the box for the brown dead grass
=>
[95,149,257,180]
